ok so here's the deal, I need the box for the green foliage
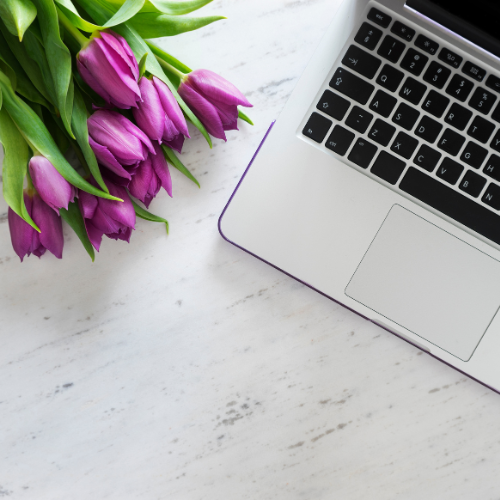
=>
[147,0,213,15]
[131,199,169,233]
[103,0,145,27]
[59,201,95,261]
[162,145,200,188]
[0,0,37,41]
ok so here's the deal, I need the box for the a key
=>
[392,102,420,130]
[415,115,443,143]
[437,128,465,156]
[460,141,488,168]
[325,125,355,156]
[469,87,497,115]
[491,130,500,153]
[348,138,378,168]
[371,151,406,184]
[413,144,442,172]
[482,183,500,210]
[444,103,473,131]
[368,119,396,146]
[436,158,464,184]
[369,90,397,117]
[390,131,418,159]
[377,35,405,63]
[414,34,439,55]
[467,116,495,143]
[486,75,500,94]
[367,7,392,28]
[376,64,404,92]
[316,90,351,120]
[421,90,450,118]
[491,103,500,123]
[462,61,486,82]
[399,77,427,105]
[329,67,375,105]
[345,106,373,133]
[342,45,382,79]
[423,61,451,89]
[445,74,474,102]
[483,154,500,181]
[400,48,428,76]
[438,48,462,69]
[302,113,332,142]
[459,170,487,197]
[354,22,383,51]
[391,21,415,42]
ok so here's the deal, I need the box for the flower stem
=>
[155,56,186,81]
[57,7,88,49]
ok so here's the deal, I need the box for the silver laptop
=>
[219,0,500,391]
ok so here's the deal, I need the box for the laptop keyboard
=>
[302,6,500,246]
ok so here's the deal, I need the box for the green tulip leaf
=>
[238,109,253,125]
[0,60,17,90]
[162,144,199,188]
[0,0,37,41]
[60,201,95,261]
[131,198,169,233]
[138,52,148,78]
[0,71,121,201]
[0,107,39,232]
[103,0,145,27]
[128,13,225,38]
[145,0,213,15]
[31,0,74,138]
[54,0,101,32]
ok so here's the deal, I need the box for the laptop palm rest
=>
[345,205,500,361]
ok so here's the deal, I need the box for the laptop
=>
[219,0,500,392]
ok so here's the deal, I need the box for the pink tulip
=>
[28,156,76,213]
[8,192,64,261]
[178,69,252,141]
[77,30,141,109]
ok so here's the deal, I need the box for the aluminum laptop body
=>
[219,0,500,392]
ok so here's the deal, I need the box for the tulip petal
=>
[114,112,156,155]
[215,101,239,131]
[153,77,190,138]
[100,31,139,81]
[89,136,132,180]
[129,156,156,206]
[151,143,172,198]
[106,226,132,243]
[85,220,104,251]
[79,190,98,219]
[99,181,136,230]
[133,77,164,143]
[77,58,113,105]
[91,205,125,234]
[32,195,64,259]
[163,133,184,154]
[8,203,34,262]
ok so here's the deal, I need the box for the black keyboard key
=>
[467,116,495,143]
[316,90,350,120]
[415,34,439,55]
[459,170,486,197]
[444,103,473,131]
[399,77,427,105]
[400,167,500,245]
[491,130,500,152]
[463,61,486,82]
[436,158,464,184]
[354,22,383,51]
[342,45,382,79]
[415,115,443,143]
[302,113,331,142]
[483,154,500,181]
[421,90,450,118]
[491,103,500,123]
[400,48,428,76]
[423,61,451,89]
[482,183,500,210]
[329,67,374,105]
[392,102,420,130]
[391,131,418,159]
[348,138,378,168]
[445,74,474,102]
[377,35,405,63]
[486,75,500,94]
[368,118,396,146]
[367,7,392,28]
[391,21,415,42]
[325,125,355,155]
[413,144,441,171]
[376,64,404,91]
[469,87,497,115]
[345,106,373,133]
[437,128,465,156]
[369,90,397,117]
[438,48,462,69]
[461,141,488,168]
[371,151,406,184]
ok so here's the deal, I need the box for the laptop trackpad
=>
[345,205,500,361]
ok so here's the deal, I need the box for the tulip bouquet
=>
[0,0,252,262]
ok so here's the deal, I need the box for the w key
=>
[342,45,382,79]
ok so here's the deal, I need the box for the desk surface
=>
[2,1,500,498]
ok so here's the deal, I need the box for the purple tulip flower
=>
[129,142,173,208]
[8,192,64,261]
[133,76,190,153]
[28,155,76,213]
[178,69,252,141]
[79,177,136,251]
[88,109,155,183]
[77,30,141,109]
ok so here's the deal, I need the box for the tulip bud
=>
[88,110,155,182]
[28,156,76,213]
[178,69,252,141]
[8,192,64,261]
[77,30,141,109]
[133,76,190,153]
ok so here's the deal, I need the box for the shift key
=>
[330,67,375,105]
